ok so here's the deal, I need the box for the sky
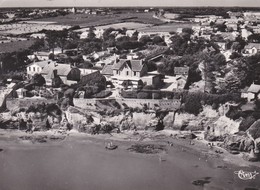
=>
[0,0,260,8]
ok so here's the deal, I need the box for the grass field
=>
[0,23,70,35]
[95,22,152,30]
[0,39,35,53]
[137,22,198,33]
[33,12,164,27]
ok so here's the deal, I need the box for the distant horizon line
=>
[1,5,260,9]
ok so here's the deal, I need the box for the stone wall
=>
[6,97,55,111]
[73,98,181,111]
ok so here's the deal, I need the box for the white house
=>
[27,61,49,78]
[244,43,260,55]
[80,31,89,39]
[29,51,50,61]
[244,83,260,101]
[94,29,105,39]
[30,33,46,39]
[126,29,137,37]
[216,42,227,51]
[241,29,253,40]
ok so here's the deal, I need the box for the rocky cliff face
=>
[204,116,241,141]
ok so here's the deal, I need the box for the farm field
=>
[0,22,71,35]
[137,22,199,33]
[95,22,152,30]
[0,39,35,53]
[33,12,164,27]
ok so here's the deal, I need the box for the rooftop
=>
[101,64,113,75]
[27,60,51,68]
[245,43,260,49]
[112,59,144,72]
[41,62,74,76]
[247,83,260,93]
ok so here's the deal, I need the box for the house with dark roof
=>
[112,59,147,78]
[41,62,80,86]
[101,64,113,79]
[105,59,163,88]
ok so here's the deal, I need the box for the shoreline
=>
[1,129,260,190]
[1,128,259,168]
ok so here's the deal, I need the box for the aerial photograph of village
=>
[0,0,260,189]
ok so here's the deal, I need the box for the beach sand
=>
[0,129,260,190]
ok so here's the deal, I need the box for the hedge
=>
[92,90,112,98]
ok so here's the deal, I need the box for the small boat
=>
[105,142,118,150]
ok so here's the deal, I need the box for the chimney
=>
[53,69,58,77]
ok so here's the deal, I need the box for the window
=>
[133,71,136,76]
[116,70,119,74]
[33,67,35,72]
[29,67,31,71]
[126,71,129,76]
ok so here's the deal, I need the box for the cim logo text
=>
[234,170,259,180]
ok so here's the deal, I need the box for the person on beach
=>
[26,118,34,133]
[18,119,26,130]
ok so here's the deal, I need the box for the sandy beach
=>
[0,129,260,190]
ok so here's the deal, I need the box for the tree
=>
[183,93,203,115]
[30,38,45,51]
[137,91,151,99]
[139,35,152,45]
[153,36,164,45]
[87,27,96,39]
[52,76,63,88]
[103,27,115,41]
[32,74,45,86]
[182,28,194,35]
[248,34,260,43]
[81,38,103,54]
[130,31,139,41]
[56,29,69,53]
[45,30,58,53]
[45,29,69,53]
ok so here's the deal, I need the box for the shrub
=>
[152,92,161,99]
[239,116,256,131]
[121,90,137,98]
[137,91,151,99]
[183,93,203,115]
[92,90,111,98]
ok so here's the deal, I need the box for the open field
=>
[0,36,27,44]
[95,22,152,30]
[0,22,71,35]
[33,12,164,28]
[0,39,35,53]
[137,22,199,33]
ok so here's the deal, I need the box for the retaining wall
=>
[73,98,181,111]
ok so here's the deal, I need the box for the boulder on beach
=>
[204,116,241,141]
[222,133,254,152]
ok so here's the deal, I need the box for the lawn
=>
[0,39,35,53]
[32,12,164,28]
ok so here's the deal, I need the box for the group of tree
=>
[169,29,209,56]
